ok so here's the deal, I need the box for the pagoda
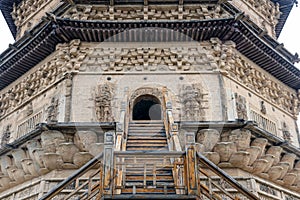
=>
[0,0,300,199]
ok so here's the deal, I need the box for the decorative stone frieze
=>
[230,0,280,38]
[0,39,87,119]
[11,0,61,38]
[64,4,230,21]
[210,38,300,117]
[195,128,300,192]
[80,45,217,72]
[12,0,49,27]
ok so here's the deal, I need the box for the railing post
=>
[185,131,198,195]
[103,131,115,195]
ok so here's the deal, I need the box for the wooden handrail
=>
[197,152,260,200]
[162,87,182,152]
[40,153,103,200]
[115,93,129,151]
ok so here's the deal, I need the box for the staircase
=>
[120,121,176,195]
[126,121,168,151]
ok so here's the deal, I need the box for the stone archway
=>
[132,95,162,120]
[129,87,163,121]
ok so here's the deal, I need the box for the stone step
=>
[127,139,167,143]
[121,187,176,195]
[126,142,167,147]
[127,136,167,140]
[126,146,169,151]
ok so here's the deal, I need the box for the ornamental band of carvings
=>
[95,82,115,122]
[0,40,87,119]
[12,0,49,27]
[230,0,280,38]
[64,4,230,21]
[0,39,299,119]
[81,46,217,72]
[210,38,300,117]
[179,84,208,121]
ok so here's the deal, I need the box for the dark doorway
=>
[132,95,162,120]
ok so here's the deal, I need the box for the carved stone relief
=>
[179,84,208,121]
[1,125,11,148]
[46,97,59,123]
[95,82,115,122]
[282,122,292,142]
[64,4,230,21]
[260,101,267,115]
[235,93,248,120]
[26,102,33,116]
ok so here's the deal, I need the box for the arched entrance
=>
[132,95,162,120]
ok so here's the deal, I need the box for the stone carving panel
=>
[282,122,292,142]
[46,97,59,123]
[64,4,230,21]
[0,125,11,148]
[95,82,115,122]
[235,93,247,120]
[179,83,208,121]
[81,46,217,72]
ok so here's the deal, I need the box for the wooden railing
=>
[115,93,129,152]
[40,153,103,200]
[112,151,187,195]
[162,87,182,152]
[197,152,260,200]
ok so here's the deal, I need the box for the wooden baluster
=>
[103,131,115,194]
[186,146,197,195]
[143,163,147,188]
[153,164,157,187]
[208,177,213,199]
